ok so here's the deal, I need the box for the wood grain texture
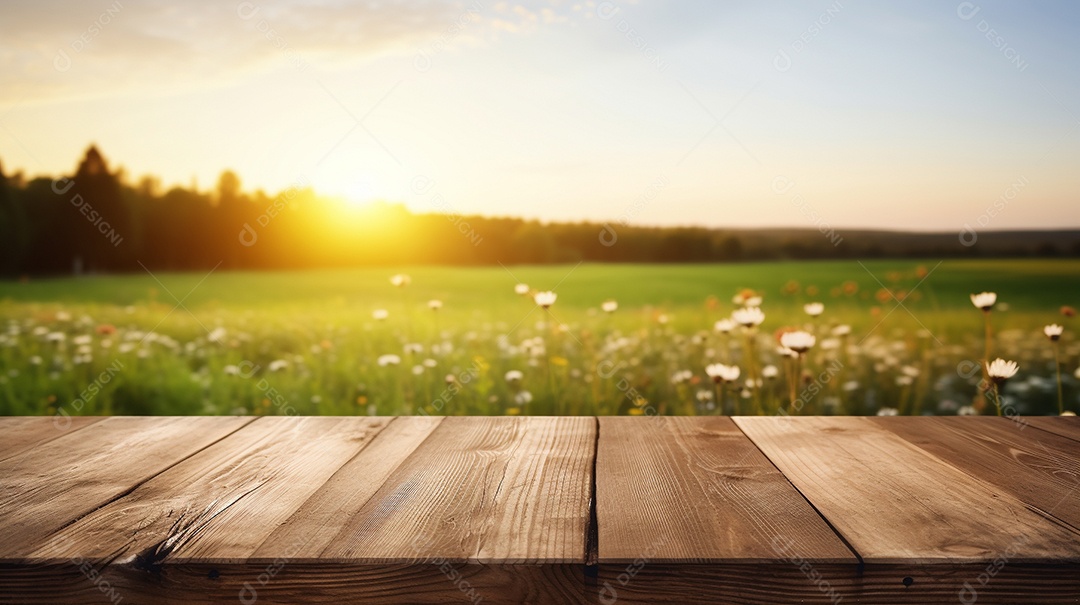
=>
[594,563,1080,604]
[252,415,443,560]
[735,416,1080,564]
[873,416,1080,532]
[0,416,253,561]
[2,415,1079,604]
[0,416,102,462]
[29,416,393,566]
[0,562,588,605]
[319,416,596,564]
[597,416,854,564]
[1026,416,1080,443]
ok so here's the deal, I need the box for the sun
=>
[326,173,382,208]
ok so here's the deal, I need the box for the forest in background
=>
[1,146,1078,276]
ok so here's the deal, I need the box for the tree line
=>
[1,146,1077,276]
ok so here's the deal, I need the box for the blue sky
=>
[0,0,1077,230]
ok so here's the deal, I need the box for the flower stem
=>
[1054,341,1064,415]
[790,355,802,414]
[992,382,1003,417]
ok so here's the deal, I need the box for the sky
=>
[0,0,1078,231]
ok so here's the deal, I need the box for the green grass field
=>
[1,259,1077,418]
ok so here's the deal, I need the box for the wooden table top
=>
[1,415,1078,604]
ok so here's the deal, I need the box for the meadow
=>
[0,259,1077,418]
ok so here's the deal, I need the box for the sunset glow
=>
[1,1,1078,231]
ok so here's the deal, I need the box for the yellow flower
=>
[551,356,569,367]
[473,355,490,372]
[506,407,521,416]
[628,408,645,416]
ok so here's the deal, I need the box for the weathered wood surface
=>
[734,416,1080,564]
[1027,415,1080,442]
[1,415,1079,604]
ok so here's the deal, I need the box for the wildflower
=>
[390,274,411,287]
[428,299,443,311]
[223,364,240,376]
[986,358,1019,384]
[601,300,618,314]
[832,324,851,336]
[45,332,66,343]
[705,363,740,384]
[72,335,92,346]
[1045,325,1065,414]
[732,289,762,307]
[505,370,523,383]
[377,354,401,366]
[372,309,389,321]
[515,283,530,295]
[1062,306,1077,318]
[514,391,533,405]
[268,359,288,372]
[714,319,735,333]
[534,291,557,309]
[779,331,815,354]
[761,365,778,379]
[1044,324,1064,341]
[422,358,437,368]
[1062,411,1076,417]
[412,365,424,375]
[671,370,693,384]
[404,343,423,354]
[804,302,824,317]
[695,389,713,402]
[957,405,978,416]
[970,292,997,312]
[732,307,764,328]
[876,407,899,416]
[208,327,227,343]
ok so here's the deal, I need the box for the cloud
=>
[0,0,585,105]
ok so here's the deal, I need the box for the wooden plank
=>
[253,416,443,559]
[1026,416,1080,443]
[0,416,253,560]
[596,416,854,564]
[318,416,596,564]
[873,416,1080,531]
[594,563,1080,604]
[5,561,1079,605]
[0,416,102,462]
[735,416,1080,564]
[0,562,587,604]
[28,416,394,565]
